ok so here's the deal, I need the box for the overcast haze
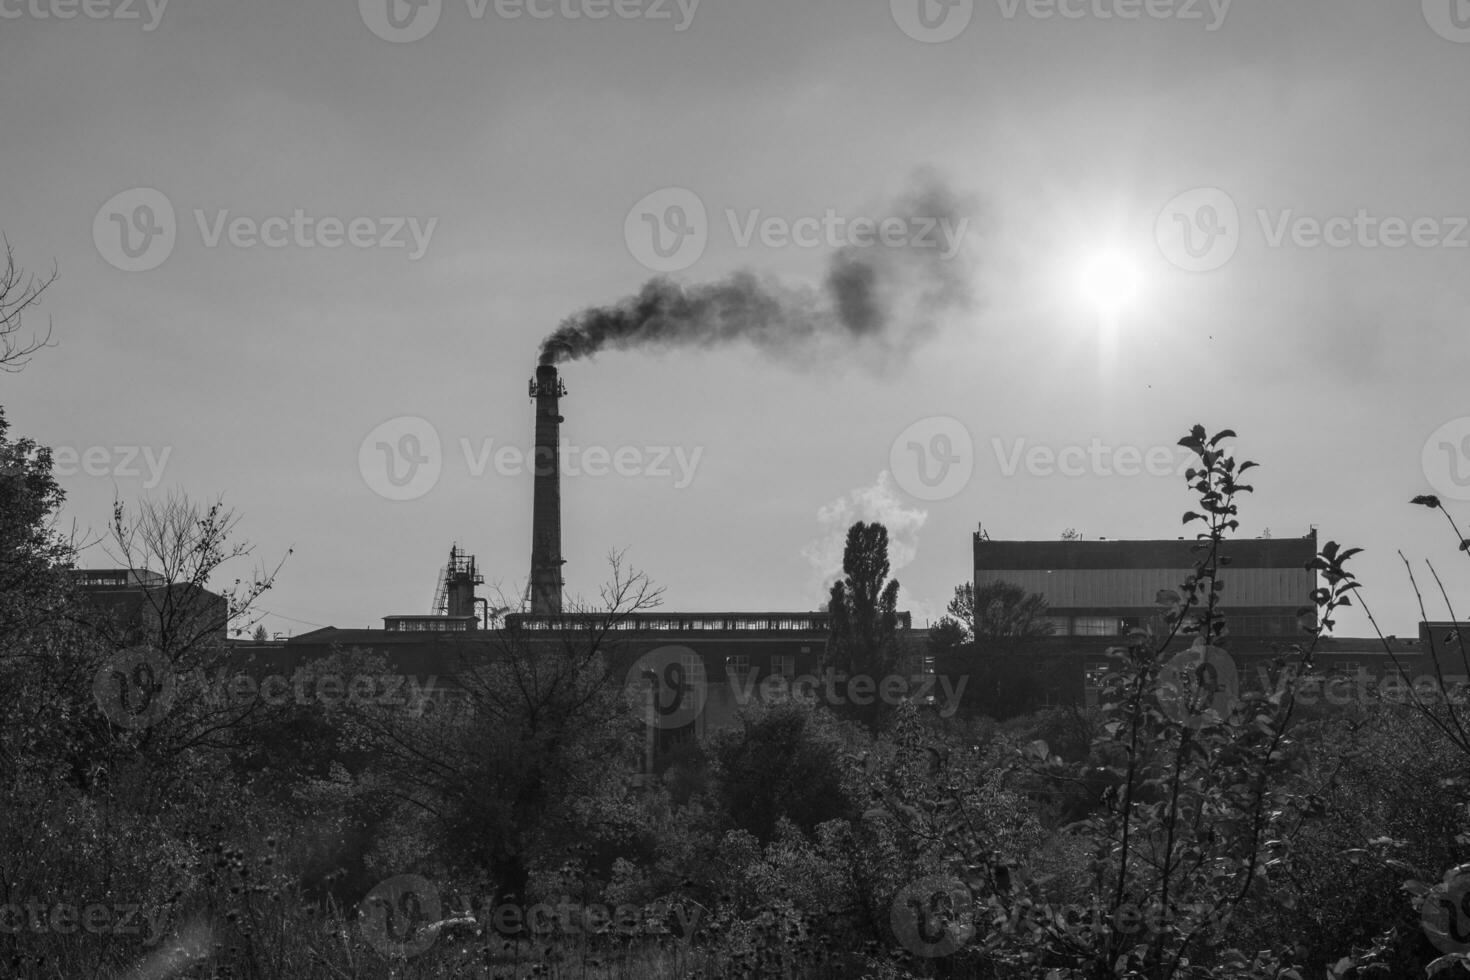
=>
[3,0,1468,637]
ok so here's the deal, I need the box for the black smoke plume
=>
[538,174,976,370]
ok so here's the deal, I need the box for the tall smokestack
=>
[528,364,565,614]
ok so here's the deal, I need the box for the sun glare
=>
[1079,248,1144,318]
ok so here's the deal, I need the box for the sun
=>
[1078,247,1145,318]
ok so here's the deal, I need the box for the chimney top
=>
[529,363,567,399]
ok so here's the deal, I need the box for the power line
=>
[255,607,330,630]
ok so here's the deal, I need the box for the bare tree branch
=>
[0,238,57,372]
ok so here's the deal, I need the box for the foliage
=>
[704,699,862,842]
[828,521,905,729]
[9,365,1470,980]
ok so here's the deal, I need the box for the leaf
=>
[1208,429,1237,446]
[1428,953,1470,977]
[1182,511,1203,524]
[1411,494,1441,508]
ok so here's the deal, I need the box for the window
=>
[771,654,795,678]
[725,655,751,679]
[1041,616,1070,636]
[76,573,127,587]
[682,654,707,687]
[1072,617,1118,636]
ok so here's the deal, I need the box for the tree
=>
[352,553,664,908]
[937,582,974,646]
[932,580,1052,653]
[104,492,288,647]
[706,699,858,842]
[927,584,975,658]
[0,241,55,372]
[925,616,968,657]
[0,429,292,975]
[972,579,1053,643]
[932,579,1055,720]
[0,406,71,637]
[826,522,902,728]
[252,624,268,643]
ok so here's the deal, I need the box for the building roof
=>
[974,534,1317,571]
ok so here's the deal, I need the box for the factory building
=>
[973,529,1319,642]
[968,530,1320,708]
[966,529,1464,712]
[235,605,918,774]
[70,567,229,646]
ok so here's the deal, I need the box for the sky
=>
[2,0,1468,639]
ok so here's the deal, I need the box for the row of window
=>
[642,618,826,631]
[722,654,796,678]
[74,573,131,587]
[72,570,169,588]
[385,619,473,632]
[1041,613,1302,637]
[1041,616,1121,636]
[510,615,831,632]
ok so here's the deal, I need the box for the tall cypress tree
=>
[826,522,902,727]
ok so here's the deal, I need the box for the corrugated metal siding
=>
[976,568,1313,607]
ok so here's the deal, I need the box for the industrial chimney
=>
[528,364,565,614]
